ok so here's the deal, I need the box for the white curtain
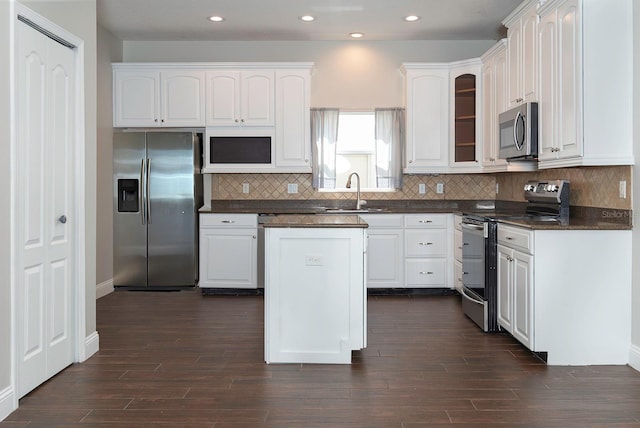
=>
[311,108,340,189]
[375,108,404,189]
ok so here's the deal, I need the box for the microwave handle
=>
[514,111,525,151]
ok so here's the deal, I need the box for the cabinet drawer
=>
[359,214,404,228]
[404,214,447,228]
[498,225,533,254]
[405,259,447,286]
[405,229,447,257]
[200,213,258,228]
[454,229,463,260]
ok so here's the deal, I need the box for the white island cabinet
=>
[264,215,367,364]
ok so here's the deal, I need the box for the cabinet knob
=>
[409,160,413,163]
[154,119,158,123]
[305,159,309,163]
[506,236,513,240]
[253,235,256,239]
[235,119,239,123]
[241,119,245,123]
[58,215,67,224]
[161,119,165,123]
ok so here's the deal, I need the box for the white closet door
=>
[16,20,76,398]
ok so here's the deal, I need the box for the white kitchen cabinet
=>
[497,223,631,365]
[453,215,464,292]
[264,226,366,364]
[199,213,258,289]
[480,40,508,171]
[274,69,311,172]
[205,70,274,127]
[402,64,450,173]
[403,214,450,288]
[113,68,205,127]
[359,214,404,289]
[536,0,633,168]
[504,1,538,108]
[497,242,533,350]
[449,59,482,171]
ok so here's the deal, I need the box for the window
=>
[311,107,404,191]
[335,112,376,189]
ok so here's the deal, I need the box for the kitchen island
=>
[263,214,368,364]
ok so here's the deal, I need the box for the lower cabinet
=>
[199,214,258,289]
[404,214,450,288]
[359,214,404,288]
[496,224,632,365]
[497,243,533,349]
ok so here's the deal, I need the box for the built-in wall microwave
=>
[498,102,538,160]
[206,128,274,166]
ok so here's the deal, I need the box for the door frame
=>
[10,2,88,409]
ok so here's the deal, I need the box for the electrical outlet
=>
[418,183,426,194]
[305,255,323,266]
[287,183,298,194]
[619,180,627,199]
[496,183,499,194]
[242,183,250,194]
[436,182,444,194]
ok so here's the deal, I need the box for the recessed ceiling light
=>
[404,15,420,22]
[299,15,315,22]
[208,16,224,22]
[349,32,364,39]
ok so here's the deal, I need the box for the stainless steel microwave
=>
[498,102,538,160]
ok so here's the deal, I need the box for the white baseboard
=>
[630,344,640,372]
[0,386,17,422]
[96,278,113,299]
[83,331,100,361]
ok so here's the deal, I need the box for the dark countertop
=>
[262,214,368,228]
[199,199,631,231]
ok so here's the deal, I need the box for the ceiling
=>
[97,0,522,42]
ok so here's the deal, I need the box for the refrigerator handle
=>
[146,158,152,224]
[139,159,145,225]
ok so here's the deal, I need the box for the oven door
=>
[461,219,488,331]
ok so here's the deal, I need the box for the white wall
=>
[632,1,640,371]
[123,40,495,109]
[96,25,122,296]
[0,0,14,417]
[17,0,98,338]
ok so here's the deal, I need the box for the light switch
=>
[619,180,627,199]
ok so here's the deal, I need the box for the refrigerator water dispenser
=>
[118,179,139,212]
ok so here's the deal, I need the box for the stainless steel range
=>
[460,180,570,332]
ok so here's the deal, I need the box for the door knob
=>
[58,215,67,224]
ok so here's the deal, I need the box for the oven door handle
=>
[462,223,484,231]
[460,287,485,305]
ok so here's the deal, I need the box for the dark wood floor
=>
[3,290,640,427]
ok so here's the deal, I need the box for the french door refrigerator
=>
[113,131,203,288]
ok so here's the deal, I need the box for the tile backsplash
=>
[495,165,632,210]
[211,173,497,201]
[210,165,632,210]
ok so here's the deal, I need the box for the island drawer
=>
[358,214,404,228]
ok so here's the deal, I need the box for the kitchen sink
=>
[323,208,386,214]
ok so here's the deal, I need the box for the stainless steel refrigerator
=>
[113,131,203,288]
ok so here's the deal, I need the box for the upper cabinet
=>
[205,71,274,127]
[449,59,482,171]
[402,64,450,173]
[534,0,634,168]
[113,68,205,127]
[274,69,311,172]
[480,40,508,171]
[505,2,538,108]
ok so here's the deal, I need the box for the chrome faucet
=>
[346,172,366,210]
